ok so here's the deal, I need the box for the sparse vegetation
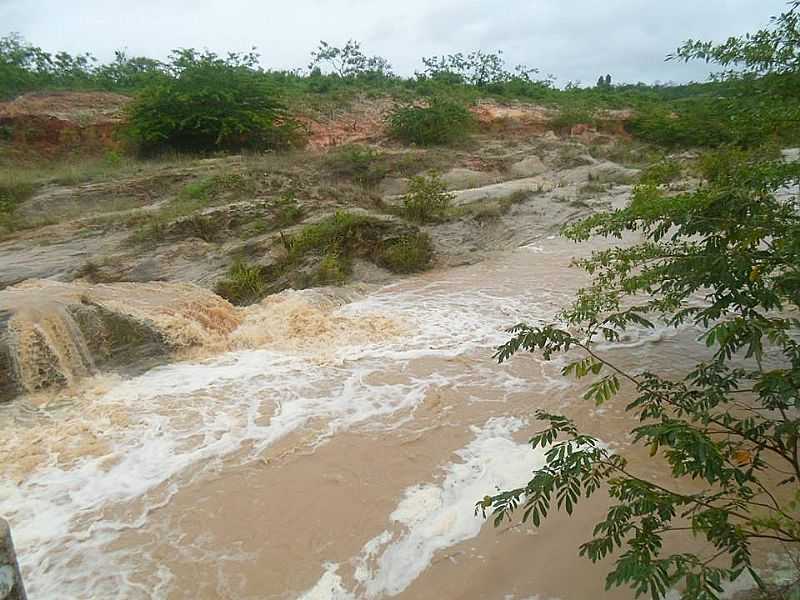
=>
[324,144,389,187]
[126,172,254,243]
[554,146,593,169]
[577,181,609,197]
[273,194,305,227]
[314,251,349,284]
[217,210,436,299]
[401,172,454,223]
[0,176,35,231]
[548,106,595,133]
[214,259,267,305]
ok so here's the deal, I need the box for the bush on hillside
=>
[401,172,454,223]
[324,144,390,187]
[387,96,475,146]
[380,233,434,273]
[126,50,303,154]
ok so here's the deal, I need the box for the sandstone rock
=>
[0,280,239,401]
[508,156,548,178]
[440,168,497,190]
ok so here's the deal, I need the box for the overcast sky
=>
[0,0,791,85]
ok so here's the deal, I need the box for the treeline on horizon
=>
[0,34,730,102]
[1,33,798,150]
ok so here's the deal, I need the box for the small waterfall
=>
[0,280,242,401]
[8,305,96,393]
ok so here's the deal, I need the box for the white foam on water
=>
[1,277,560,599]
[298,563,355,600]
[301,416,548,599]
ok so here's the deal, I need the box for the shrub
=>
[401,172,454,223]
[314,251,349,284]
[214,260,267,305]
[324,144,389,186]
[626,99,773,149]
[127,50,303,154]
[289,211,376,257]
[388,96,475,146]
[380,233,434,273]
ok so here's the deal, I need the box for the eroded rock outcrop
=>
[0,92,130,157]
[0,280,240,401]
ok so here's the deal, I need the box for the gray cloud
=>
[0,0,790,85]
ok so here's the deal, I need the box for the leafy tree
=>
[308,40,393,78]
[0,33,96,98]
[419,50,551,92]
[661,1,800,148]
[421,50,507,86]
[596,75,612,89]
[126,49,302,154]
[93,50,166,90]
[479,5,800,599]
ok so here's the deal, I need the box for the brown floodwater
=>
[0,235,783,599]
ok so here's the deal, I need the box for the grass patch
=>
[449,189,534,222]
[324,144,390,187]
[314,251,350,284]
[240,195,305,238]
[128,172,254,244]
[0,176,36,232]
[547,107,596,133]
[275,199,304,227]
[224,211,434,299]
[214,260,268,305]
[587,169,637,185]
[578,170,636,197]
[289,211,377,257]
[380,233,434,273]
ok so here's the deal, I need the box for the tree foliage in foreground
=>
[479,4,800,598]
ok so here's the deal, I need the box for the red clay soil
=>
[300,97,396,150]
[0,91,634,159]
[0,91,131,157]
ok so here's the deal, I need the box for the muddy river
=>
[0,234,770,599]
